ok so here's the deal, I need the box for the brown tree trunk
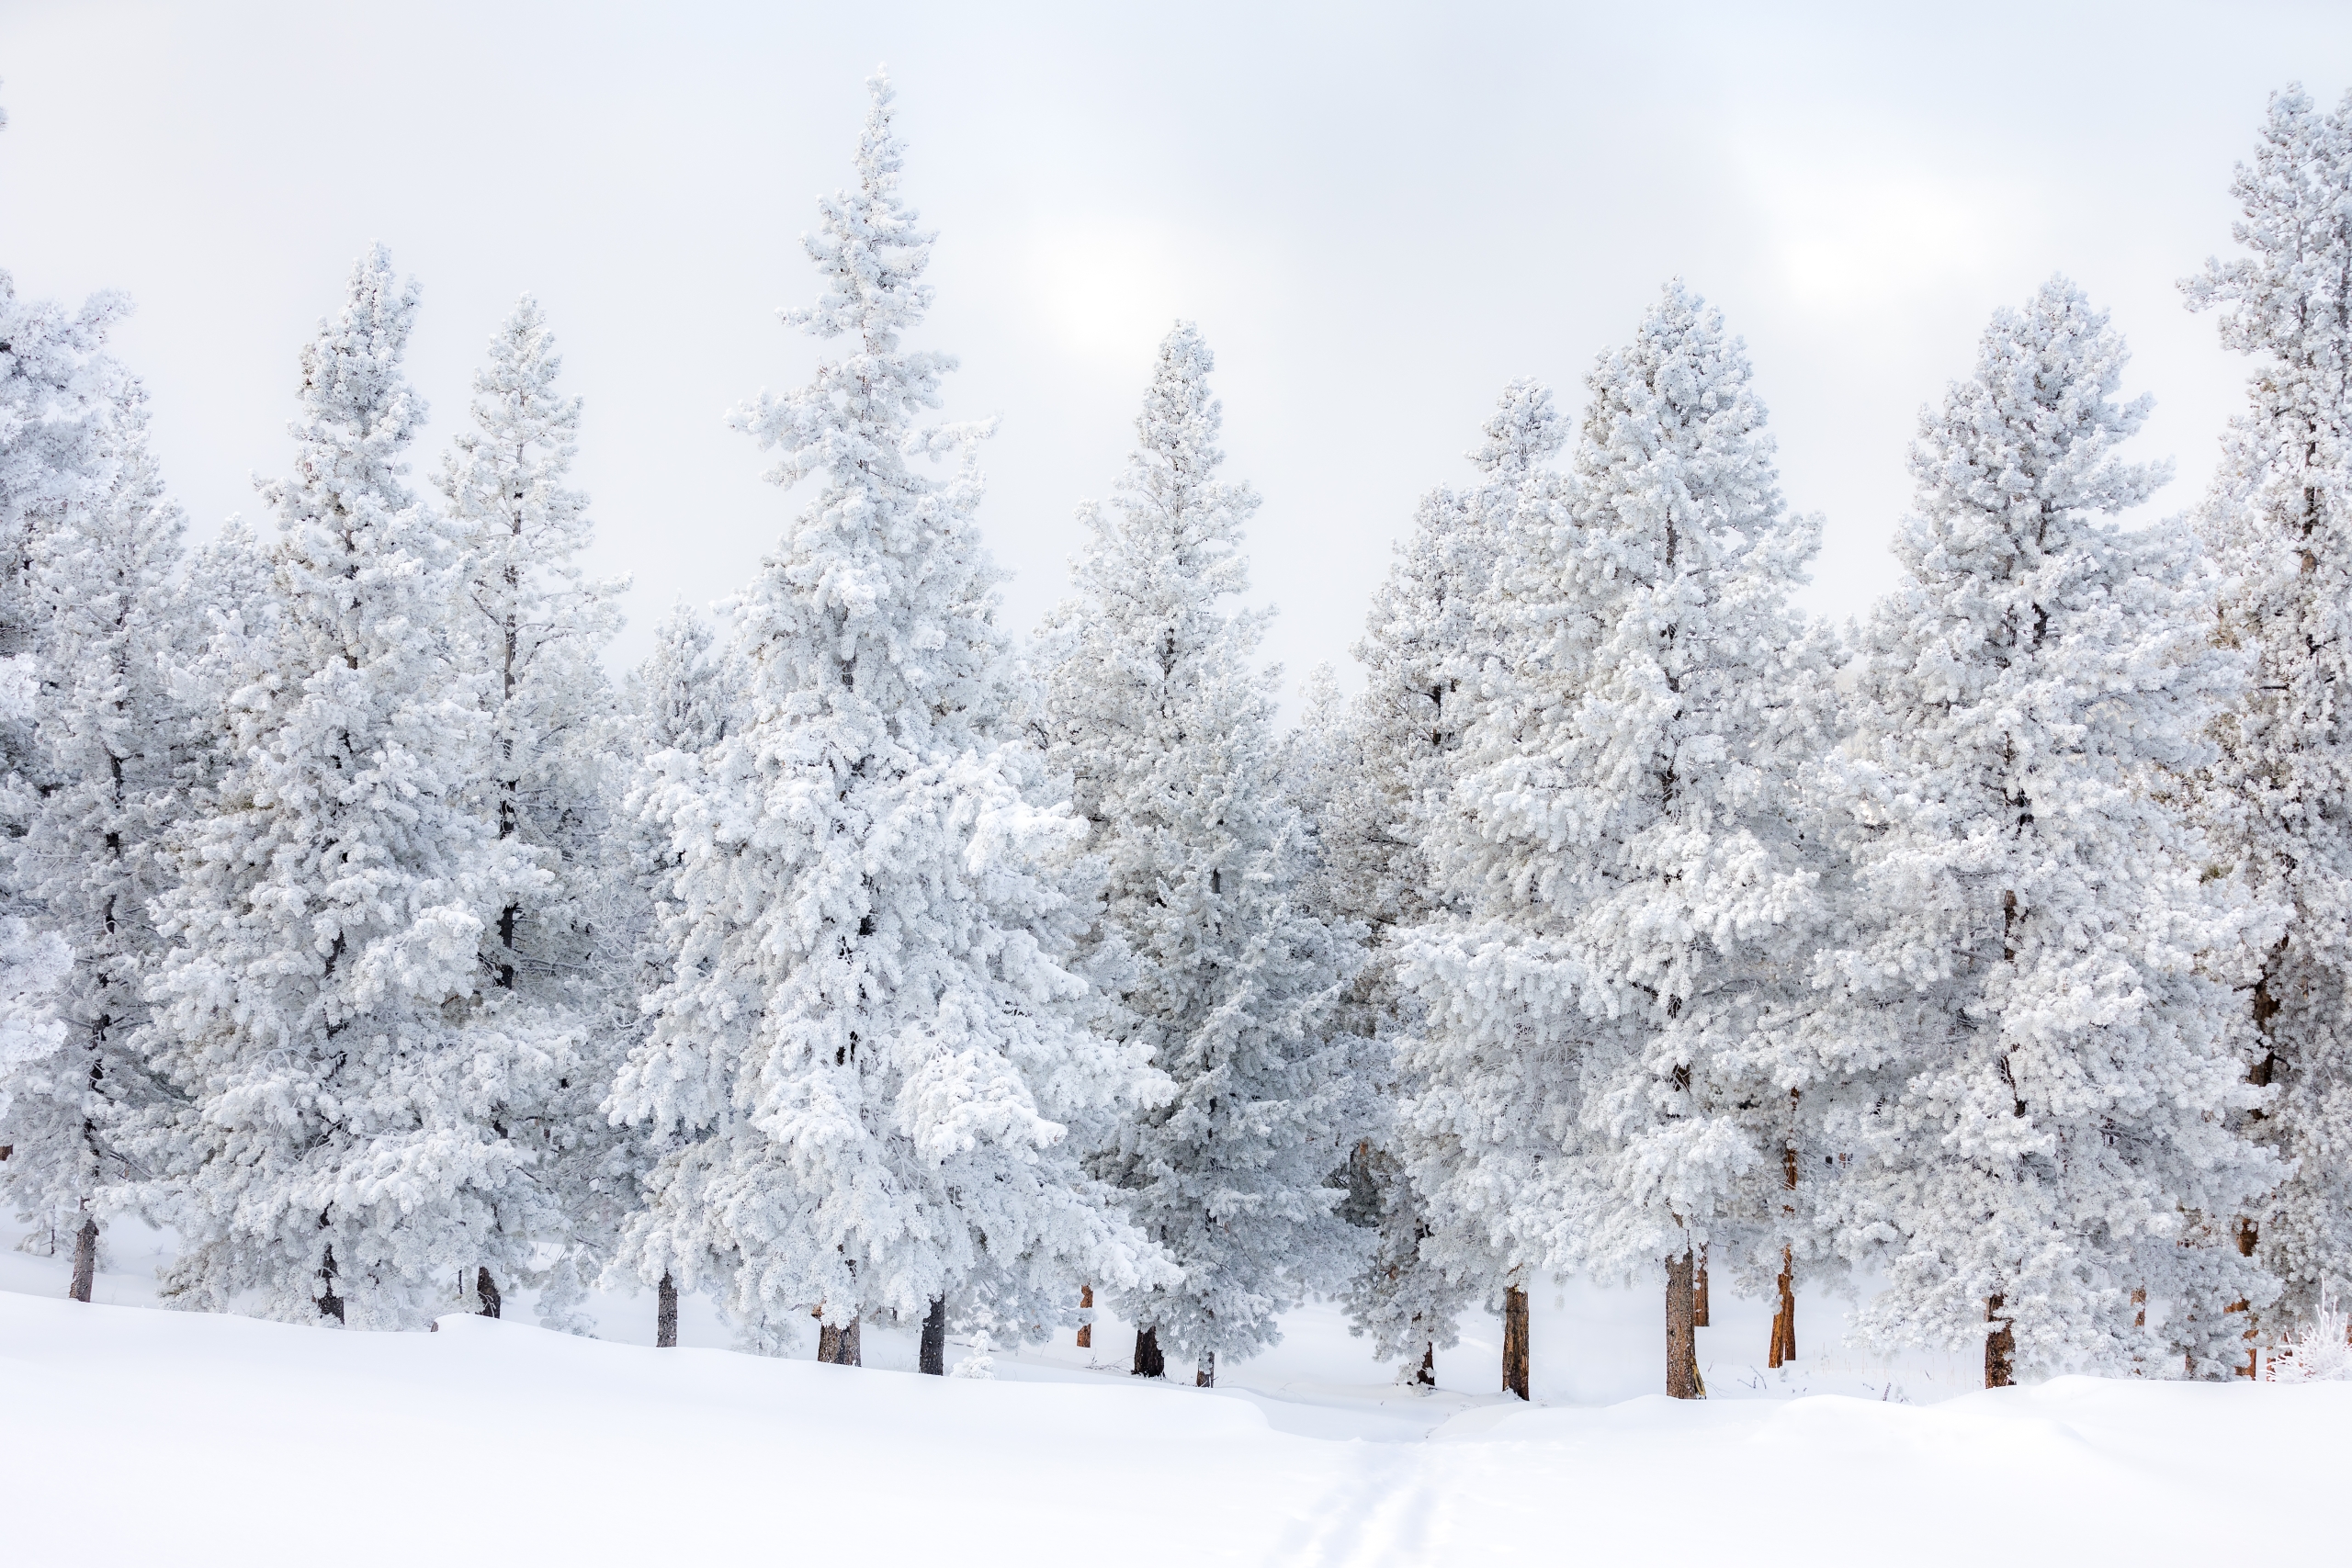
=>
[1195,1349,1216,1388]
[657,1271,678,1348]
[1769,1246,1796,1367]
[1132,1324,1165,1379]
[68,1217,97,1303]
[1076,1282,1092,1348]
[1984,1295,2016,1388]
[318,1244,345,1324]
[1666,1250,1704,1399]
[919,1296,947,1375]
[476,1266,501,1319]
[817,1317,862,1366]
[1693,1247,1710,1327]
[1417,1340,1436,1389]
[1501,1285,1530,1400]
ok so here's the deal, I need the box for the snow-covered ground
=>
[5,1224,2343,1564]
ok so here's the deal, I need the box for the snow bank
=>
[2,1287,2342,1566]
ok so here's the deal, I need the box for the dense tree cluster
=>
[4,76,2349,1393]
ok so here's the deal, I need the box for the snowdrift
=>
[2,1288,2342,1566]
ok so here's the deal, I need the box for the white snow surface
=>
[3,1226,2342,1564]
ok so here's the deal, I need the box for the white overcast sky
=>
[3,1,2346,702]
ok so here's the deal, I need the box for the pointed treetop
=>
[1469,378,1564,479]
[788,69,936,347]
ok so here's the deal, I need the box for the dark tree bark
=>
[919,1297,947,1375]
[1693,1247,1710,1327]
[1417,1340,1436,1389]
[1132,1325,1165,1379]
[1195,1348,1216,1388]
[1984,1295,2016,1388]
[1076,1282,1092,1349]
[476,1266,502,1319]
[657,1271,678,1348]
[68,1217,97,1303]
[817,1318,862,1366]
[317,1244,345,1325]
[1501,1285,1530,1400]
[1666,1249,1704,1399]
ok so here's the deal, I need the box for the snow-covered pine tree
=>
[607,75,1169,1366]
[2182,85,2352,1331]
[1307,382,1567,1387]
[1821,276,2280,1385]
[128,246,571,1327]
[608,602,730,1347]
[1405,284,1836,1399]
[0,391,195,1299]
[1040,320,1361,1388]
[435,296,628,1327]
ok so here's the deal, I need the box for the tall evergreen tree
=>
[606,76,1168,1364]
[2183,85,2352,1329]
[1822,277,2279,1384]
[435,295,628,1326]
[0,394,194,1299]
[128,247,568,1326]
[1041,321,1360,1388]
[1406,284,1836,1399]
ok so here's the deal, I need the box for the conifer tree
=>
[1405,285,1836,1399]
[435,296,628,1326]
[607,76,1168,1364]
[128,247,569,1327]
[0,395,193,1299]
[2183,85,2352,1328]
[1041,321,1360,1388]
[1823,277,2279,1384]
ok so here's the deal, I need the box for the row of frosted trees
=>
[4,78,2349,1396]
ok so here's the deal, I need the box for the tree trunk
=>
[476,1266,501,1320]
[1132,1325,1165,1379]
[1984,1294,2015,1388]
[67,1217,97,1303]
[657,1271,678,1348]
[1417,1340,1436,1389]
[920,1297,947,1375]
[1195,1348,1216,1388]
[1501,1284,1530,1400]
[1769,1245,1796,1367]
[817,1317,862,1366]
[318,1245,345,1325]
[1693,1247,1710,1327]
[1076,1282,1092,1349]
[1667,1250,1704,1399]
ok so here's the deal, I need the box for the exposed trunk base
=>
[1768,1246,1796,1368]
[318,1242,345,1325]
[817,1318,862,1366]
[1693,1247,1710,1327]
[1502,1284,1530,1400]
[1076,1282,1092,1349]
[1417,1341,1436,1389]
[1984,1295,2015,1389]
[657,1271,678,1348]
[476,1266,501,1320]
[1667,1250,1704,1399]
[1196,1349,1216,1389]
[1132,1325,1165,1379]
[68,1217,97,1303]
[919,1297,947,1375]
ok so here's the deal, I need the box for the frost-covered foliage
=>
[1403,285,1835,1320]
[1304,383,1569,1376]
[606,76,1168,1357]
[1040,321,1360,1381]
[2184,85,2352,1327]
[1820,277,2279,1381]
[128,247,571,1327]
[2265,1280,2352,1382]
[0,393,194,1257]
[435,296,630,1329]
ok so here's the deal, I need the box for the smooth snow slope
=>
[2,1286,2344,1566]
